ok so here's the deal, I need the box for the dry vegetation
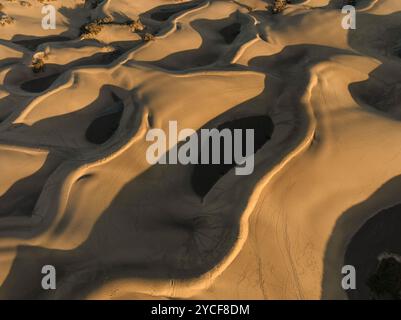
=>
[128,20,145,32]
[80,17,153,41]
[141,32,155,41]
[19,1,32,7]
[30,51,49,73]
[0,2,15,26]
[0,14,14,26]
[36,0,58,3]
[271,0,291,14]
[80,18,107,39]
[367,256,401,300]
[31,57,45,73]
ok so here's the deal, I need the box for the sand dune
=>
[0,0,401,299]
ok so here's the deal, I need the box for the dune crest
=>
[0,0,401,300]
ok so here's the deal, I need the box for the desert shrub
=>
[142,33,155,41]
[19,1,32,7]
[80,19,104,39]
[367,256,401,299]
[0,14,14,26]
[31,58,45,73]
[271,0,291,14]
[80,16,150,40]
[128,19,145,32]
[30,50,49,73]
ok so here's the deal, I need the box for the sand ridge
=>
[0,0,400,299]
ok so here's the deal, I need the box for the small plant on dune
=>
[271,0,291,14]
[142,32,155,42]
[127,19,145,32]
[0,14,14,26]
[81,16,143,39]
[31,57,45,73]
[30,50,49,73]
[126,19,155,41]
[80,19,105,39]
[367,256,401,300]
[0,3,15,27]
[99,16,113,24]
[19,1,32,7]
[80,16,152,40]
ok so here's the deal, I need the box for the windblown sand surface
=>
[0,0,401,299]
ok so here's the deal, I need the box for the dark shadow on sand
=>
[143,12,248,70]
[346,11,401,119]
[18,49,128,94]
[192,115,274,197]
[0,153,63,218]
[321,8,401,299]
[0,44,344,299]
[321,175,401,299]
[85,93,124,144]
[20,73,62,93]
[148,1,201,22]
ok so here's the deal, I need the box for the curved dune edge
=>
[324,181,401,300]
[84,73,318,299]
[0,66,273,292]
[0,95,146,232]
[1,0,401,300]
[87,131,316,299]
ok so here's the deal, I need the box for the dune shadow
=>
[17,48,129,94]
[144,11,251,70]
[10,4,90,52]
[147,1,202,22]
[0,101,272,299]
[0,43,346,299]
[219,22,242,45]
[346,10,401,119]
[321,175,401,299]
[191,115,274,197]
[346,203,401,300]
[1,0,401,300]
[0,153,63,219]
[12,36,72,52]
[322,9,401,299]
[320,9,401,299]
[20,73,62,93]
[6,85,131,149]
[85,92,125,144]
[327,0,377,9]
[0,90,278,299]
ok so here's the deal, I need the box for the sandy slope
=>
[0,0,401,299]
